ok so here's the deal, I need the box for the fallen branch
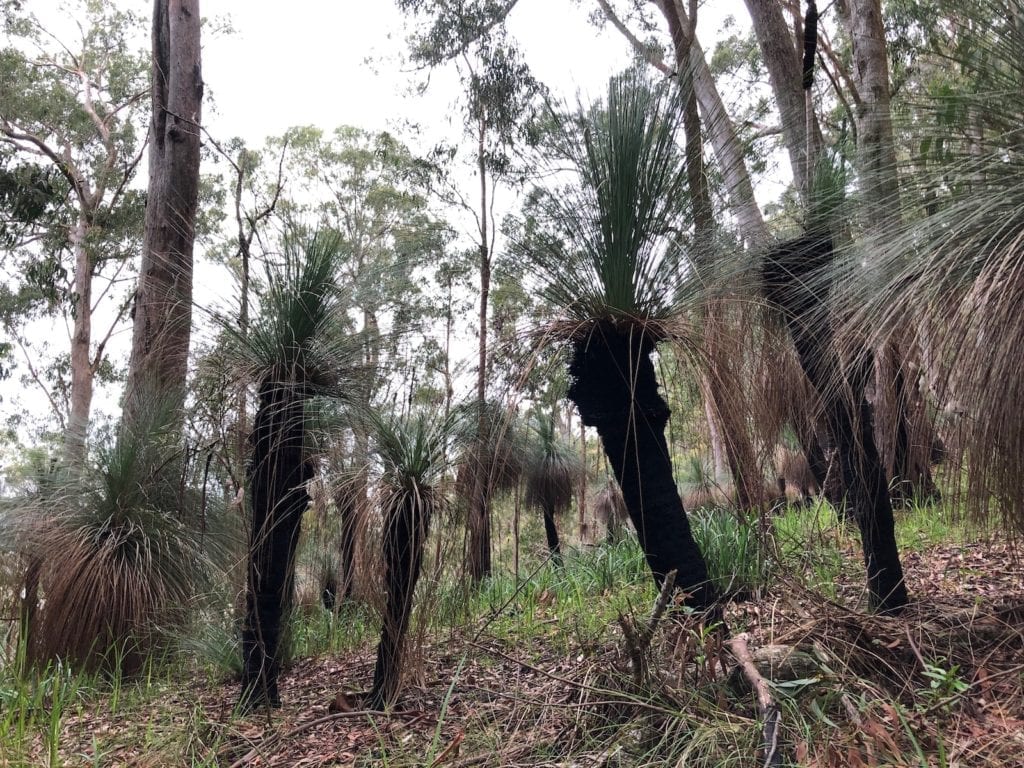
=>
[728,633,783,768]
[429,730,465,767]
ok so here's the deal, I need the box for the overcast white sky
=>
[200,1,633,147]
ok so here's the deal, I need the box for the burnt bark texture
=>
[240,381,313,709]
[368,494,432,709]
[568,322,716,610]
[764,234,908,613]
[541,503,562,564]
[124,0,202,425]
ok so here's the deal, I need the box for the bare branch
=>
[15,337,67,430]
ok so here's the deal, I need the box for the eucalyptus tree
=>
[521,71,716,610]
[230,230,361,710]
[0,1,150,462]
[272,126,450,415]
[122,0,203,432]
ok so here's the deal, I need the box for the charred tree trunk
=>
[368,494,432,709]
[124,0,202,427]
[239,381,313,709]
[568,322,716,610]
[467,474,492,581]
[541,503,562,565]
[764,234,908,613]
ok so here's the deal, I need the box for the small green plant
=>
[918,659,969,712]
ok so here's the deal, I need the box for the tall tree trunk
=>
[64,213,93,465]
[657,0,764,509]
[239,382,312,709]
[568,322,716,610]
[123,0,202,425]
[468,115,492,582]
[369,494,432,709]
[765,234,908,613]
[744,0,823,197]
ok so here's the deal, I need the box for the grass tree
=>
[837,0,1024,536]
[363,407,460,709]
[521,71,716,610]
[523,411,584,564]
[0,403,225,673]
[231,230,359,710]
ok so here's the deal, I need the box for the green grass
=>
[770,501,848,596]
[689,508,771,599]
[894,498,977,552]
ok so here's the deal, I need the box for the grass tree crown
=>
[518,69,701,334]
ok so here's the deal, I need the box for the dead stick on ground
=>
[728,633,783,768]
[617,569,676,684]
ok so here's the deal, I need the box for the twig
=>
[728,633,784,768]
[617,569,677,684]
[429,730,465,767]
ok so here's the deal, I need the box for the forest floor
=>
[10,507,1024,767]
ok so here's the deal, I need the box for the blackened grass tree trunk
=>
[764,231,907,613]
[760,10,907,613]
[241,381,313,708]
[569,322,715,608]
[234,231,358,710]
[521,73,717,611]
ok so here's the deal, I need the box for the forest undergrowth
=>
[1,501,1021,767]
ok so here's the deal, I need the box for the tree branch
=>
[15,337,67,430]
[595,0,673,76]
[728,633,784,768]
[0,125,88,206]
